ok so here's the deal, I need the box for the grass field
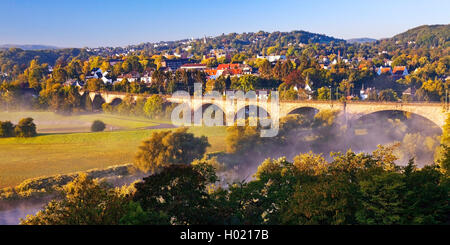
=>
[0,111,159,133]
[0,111,227,188]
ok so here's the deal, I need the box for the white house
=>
[256,55,286,63]
[117,72,140,83]
[140,75,152,84]
[86,68,103,79]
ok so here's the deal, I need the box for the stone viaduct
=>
[83,91,449,128]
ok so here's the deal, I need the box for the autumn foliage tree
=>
[133,163,217,225]
[21,174,129,225]
[143,94,165,119]
[134,127,210,172]
[14,117,37,137]
[0,121,15,137]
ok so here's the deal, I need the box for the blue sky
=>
[0,0,449,48]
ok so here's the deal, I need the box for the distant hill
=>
[129,30,346,54]
[386,24,450,47]
[0,44,61,50]
[346,38,377,44]
[0,48,90,70]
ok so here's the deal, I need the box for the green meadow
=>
[0,111,227,188]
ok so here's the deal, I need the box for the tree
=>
[339,79,354,97]
[143,94,164,119]
[272,60,284,80]
[24,59,45,89]
[67,59,83,79]
[202,57,218,68]
[14,117,36,137]
[119,201,170,225]
[402,163,450,224]
[130,81,144,94]
[356,172,406,224]
[279,86,300,100]
[61,85,82,114]
[151,69,167,93]
[91,120,106,132]
[416,78,444,102]
[230,74,259,92]
[52,66,68,83]
[1,89,17,111]
[259,59,272,79]
[21,174,129,225]
[86,78,103,92]
[284,173,359,225]
[282,69,305,88]
[205,78,226,93]
[0,121,15,137]
[442,113,450,147]
[266,46,278,55]
[134,127,210,172]
[438,145,450,176]
[392,54,407,67]
[378,89,398,101]
[133,164,217,225]
[437,114,450,175]
[317,86,331,100]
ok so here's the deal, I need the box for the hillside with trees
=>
[385,24,450,48]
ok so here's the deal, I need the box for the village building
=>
[377,66,392,75]
[402,87,416,97]
[85,68,102,79]
[117,71,140,82]
[392,66,409,80]
[256,54,286,63]
[140,70,154,84]
[64,79,84,88]
[360,85,375,100]
[108,59,123,66]
[180,63,207,71]
[161,58,194,71]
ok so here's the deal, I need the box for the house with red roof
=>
[377,66,392,75]
[205,63,252,79]
[392,66,408,80]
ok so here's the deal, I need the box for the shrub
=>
[14,118,37,137]
[91,120,106,132]
[0,121,15,137]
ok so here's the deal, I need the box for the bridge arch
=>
[234,105,271,121]
[92,94,106,111]
[287,106,320,120]
[109,98,123,106]
[193,103,227,124]
[353,109,443,134]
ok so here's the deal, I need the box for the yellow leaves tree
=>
[134,128,210,172]
[21,173,129,225]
